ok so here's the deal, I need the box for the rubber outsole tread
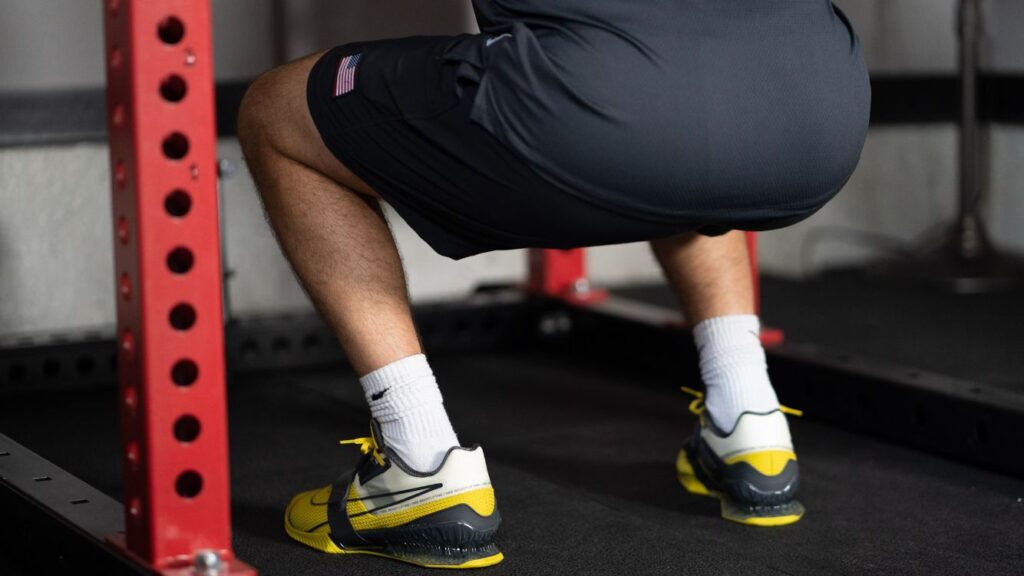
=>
[284,491,504,569]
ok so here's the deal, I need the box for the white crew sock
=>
[359,354,460,473]
[693,314,780,432]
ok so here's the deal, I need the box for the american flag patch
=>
[334,53,362,97]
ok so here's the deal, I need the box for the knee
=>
[237,68,285,156]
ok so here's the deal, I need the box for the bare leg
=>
[651,230,779,429]
[238,53,420,376]
[257,58,500,555]
[650,231,755,327]
[656,236,800,527]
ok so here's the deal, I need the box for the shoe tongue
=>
[368,419,405,467]
[368,419,451,475]
[352,419,395,482]
[369,418,387,447]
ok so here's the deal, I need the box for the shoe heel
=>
[359,505,503,568]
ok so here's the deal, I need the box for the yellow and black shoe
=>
[676,387,805,527]
[285,421,503,569]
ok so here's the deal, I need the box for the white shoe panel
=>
[352,447,492,511]
[700,411,794,460]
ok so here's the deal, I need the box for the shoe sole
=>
[284,493,505,569]
[676,448,805,527]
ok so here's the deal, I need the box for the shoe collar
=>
[680,386,802,437]
[702,408,786,438]
[347,419,481,479]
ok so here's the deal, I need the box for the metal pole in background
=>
[941,0,1024,291]
[872,0,1024,293]
[957,0,983,261]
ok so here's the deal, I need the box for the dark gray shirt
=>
[446,1,870,224]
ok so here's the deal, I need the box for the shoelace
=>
[339,435,386,466]
[680,386,804,418]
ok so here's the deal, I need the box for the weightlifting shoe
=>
[285,421,503,568]
[676,387,805,526]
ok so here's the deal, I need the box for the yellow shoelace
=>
[339,434,386,466]
[680,386,804,418]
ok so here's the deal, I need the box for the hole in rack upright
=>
[176,470,203,498]
[158,16,186,45]
[165,190,192,217]
[167,247,194,274]
[174,415,202,443]
[160,75,188,103]
[172,359,199,386]
[162,133,190,160]
[170,303,197,331]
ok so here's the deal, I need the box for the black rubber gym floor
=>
[1,349,1022,575]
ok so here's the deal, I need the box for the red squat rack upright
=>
[103,0,254,573]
